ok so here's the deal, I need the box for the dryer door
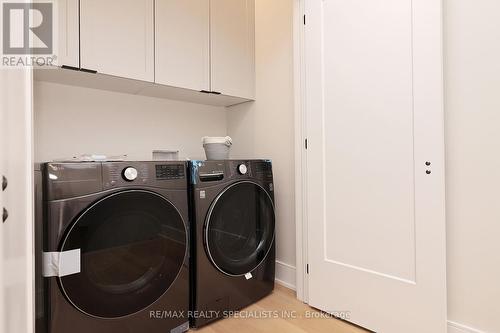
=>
[58,190,187,318]
[205,181,275,276]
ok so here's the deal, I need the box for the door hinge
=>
[306,264,309,274]
[303,14,306,25]
[305,138,308,150]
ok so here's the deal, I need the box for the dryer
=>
[189,160,275,327]
[35,161,190,333]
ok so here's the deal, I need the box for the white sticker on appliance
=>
[245,272,253,280]
[200,190,206,199]
[170,321,189,333]
[42,249,81,277]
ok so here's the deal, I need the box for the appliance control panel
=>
[155,164,185,180]
[194,160,273,183]
[102,162,187,190]
[230,160,273,180]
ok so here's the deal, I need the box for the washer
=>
[189,160,275,327]
[35,162,190,333]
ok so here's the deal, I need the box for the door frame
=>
[293,0,308,303]
[0,67,35,333]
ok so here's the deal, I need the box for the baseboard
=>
[275,260,296,290]
[448,321,488,333]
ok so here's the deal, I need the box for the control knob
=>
[238,164,248,175]
[123,167,138,181]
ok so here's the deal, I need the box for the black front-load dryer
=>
[189,160,276,327]
[35,161,190,333]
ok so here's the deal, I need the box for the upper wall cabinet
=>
[210,0,255,99]
[54,0,79,68]
[80,0,154,82]
[155,0,210,92]
[38,0,256,106]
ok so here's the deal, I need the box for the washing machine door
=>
[205,181,275,276]
[58,190,187,319]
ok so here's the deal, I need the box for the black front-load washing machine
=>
[35,161,190,333]
[189,160,276,327]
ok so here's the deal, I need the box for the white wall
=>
[226,0,296,289]
[445,0,500,332]
[34,81,227,162]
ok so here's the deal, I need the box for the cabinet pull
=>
[210,91,222,95]
[80,68,98,74]
[2,176,7,191]
[61,65,80,71]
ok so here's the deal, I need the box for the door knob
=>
[2,176,7,191]
[2,208,8,223]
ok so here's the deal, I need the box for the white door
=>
[0,68,34,333]
[80,0,154,81]
[210,0,255,99]
[305,1,447,332]
[155,0,210,91]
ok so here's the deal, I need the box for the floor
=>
[196,284,368,333]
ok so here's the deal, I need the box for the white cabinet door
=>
[305,0,446,332]
[80,0,154,82]
[54,0,79,68]
[210,0,255,99]
[0,69,34,333]
[155,0,210,91]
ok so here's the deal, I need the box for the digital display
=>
[155,164,185,180]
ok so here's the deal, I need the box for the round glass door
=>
[59,190,187,318]
[205,181,275,276]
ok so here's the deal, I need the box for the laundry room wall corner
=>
[226,0,297,290]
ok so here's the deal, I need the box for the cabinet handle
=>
[200,90,222,95]
[80,68,97,74]
[2,176,7,191]
[61,65,80,71]
[2,208,8,223]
